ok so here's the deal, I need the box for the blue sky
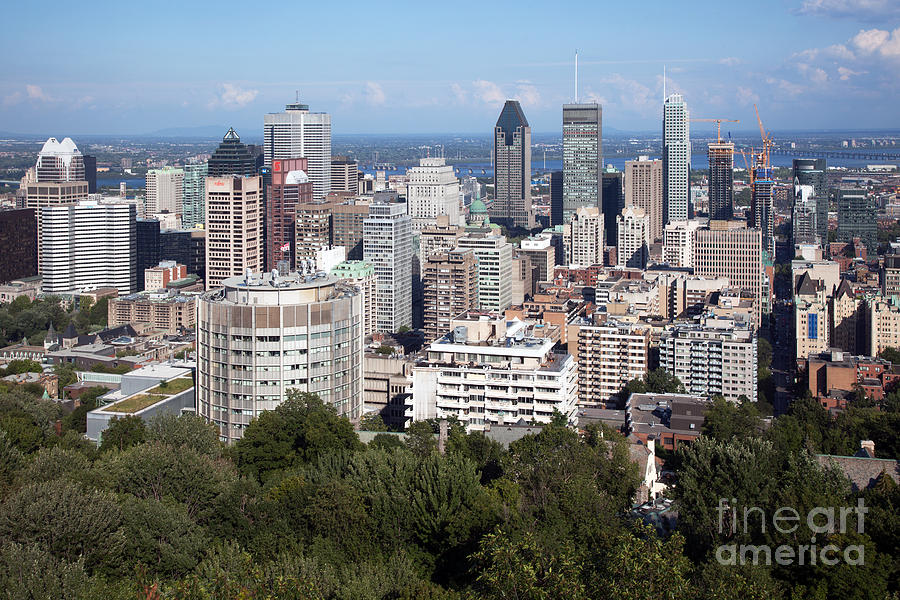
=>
[1,0,899,135]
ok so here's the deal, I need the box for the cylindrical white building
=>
[197,270,364,443]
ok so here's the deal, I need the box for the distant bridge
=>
[770,148,900,162]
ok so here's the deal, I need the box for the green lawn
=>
[145,377,194,395]
[103,393,166,413]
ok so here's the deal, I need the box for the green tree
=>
[1,359,42,374]
[879,346,900,365]
[701,397,764,442]
[146,413,222,457]
[405,420,438,458]
[0,542,92,600]
[359,412,389,432]
[62,387,106,433]
[54,362,77,390]
[119,496,208,578]
[757,337,773,371]
[0,480,125,573]
[231,391,362,482]
[100,415,146,452]
[369,433,405,451]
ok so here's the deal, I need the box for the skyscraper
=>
[406,157,461,231]
[146,166,184,217]
[264,98,332,200]
[708,142,734,221]
[457,229,513,312]
[662,94,691,223]
[136,219,161,292]
[364,200,412,332]
[793,158,828,242]
[82,154,97,194]
[601,167,624,247]
[207,128,257,178]
[549,171,564,227]
[616,206,650,269]
[491,100,533,229]
[625,157,663,242]
[837,186,876,253]
[267,157,313,270]
[562,103,602,222]
[0,208,37,283]
[423,249,479,342]
[750,163,775,259]
[331,156,359,194]
[182,163,208,229]
[205,175,263,289]
[41,201,137,295]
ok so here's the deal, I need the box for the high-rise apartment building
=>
[601,167,625,247]
[332,200,371,261]
[420,215,464,259]
[295,202,332,263]
[562,103,602,222]
[663,219,701,268]
[491,100,533,229]
[837,186,876,253]
[41,201,136,295]
[457,229,513,312]
[197,271,364,443]
[0,209,37,283]
[364,200,413,332]
[422,249,479,342]
[519,234,556,284]
[182,163,208,229]
[869,295,900,357]
[331,260,376,338]
[566,315,650,404]
[406,157,461,231]
[146,166,184,217]
[331,156,359,194]
[794,272,830,359]
[565,206,604,267]
[660,317,758,402]
[625,157,663,241]
[884,255,900,299]
[207,129,257,178]
[708,142,734,221]
[617,206,650,269]
[266,158,313,269]
[792,183,819,246]
[205,176,263,289]
[264,99,332,200]
[662,94,691,223]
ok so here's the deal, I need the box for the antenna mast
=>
[574,50,578,103]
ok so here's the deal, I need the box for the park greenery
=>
[0,295,108,348]
[0,385,896,598]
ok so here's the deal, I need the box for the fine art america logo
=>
[715,498,868,566]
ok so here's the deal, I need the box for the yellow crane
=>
[753,104,774,168]
[691,118,739,143]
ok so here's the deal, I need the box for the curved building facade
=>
[197,271,364,443]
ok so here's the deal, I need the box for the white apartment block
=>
[412,315,578,432]
[659,317,758,402]
[406,158,462,231]
[146,166,184,216]
[41,201,136,295]
[565,206,604,267]
[663,220,702,268]
[363,201,413,332]
[617,206,650,269]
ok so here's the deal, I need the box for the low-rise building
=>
[627,392,710,451]
[108,291,197,334]
[144,261,187,292]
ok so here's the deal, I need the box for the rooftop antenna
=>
[574,50,579,103]
[295,89,299,102]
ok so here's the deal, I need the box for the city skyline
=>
[1,1,899,135]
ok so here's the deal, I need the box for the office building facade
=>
[422,249,479,342]
[562,103,602,222]
[601,167,625,247]
[182,163,208,229]
[406,157,461,231]
[565,206,604,267]
[625,157,663,242]
[708,142,734,221]
[146,166,184,217]
[264,99,332,200]
[207,129,258,178]
[266,157,313,270]
[491,100,533,229]
[363,201,413,332]
[837,187,876,253]
[662,94,691,223]
[617,206,650,269]
[0,209,37,283]
[457,229,513,312]
[205,176,263,289]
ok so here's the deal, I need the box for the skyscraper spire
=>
[574,50,579,103]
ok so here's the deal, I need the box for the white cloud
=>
[472,80,506,105]
[796,0,900,19]
[364,81,386,106]
[735,86,760,106]
[450,83,466,104]
[765,77,805,96]
[210,83,258,109]
[514,81,541,106]
[26,84,53,101]
[852,27,900,57]
[838,66,866,79]
[719,57,742,67]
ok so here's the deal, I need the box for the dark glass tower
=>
[837,186,876,252]
[82,154,97,194]
[136,219,161,291]
[601,169,624,247]
[207,128,257,177]
[708,143,734,220]
[549,171,563,227]
[490,100,533,229]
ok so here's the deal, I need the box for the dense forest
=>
[0,385,897,599]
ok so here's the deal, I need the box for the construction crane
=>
[753,104,774,168]
[691,118,739,143]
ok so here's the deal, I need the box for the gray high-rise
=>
[662,94,691,223]
[708,143,734,220]
[562,103,602,223]
[491,100,533,229]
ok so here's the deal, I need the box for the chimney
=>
[860,440,875,458]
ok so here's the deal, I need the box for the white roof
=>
[285,170,309,185]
